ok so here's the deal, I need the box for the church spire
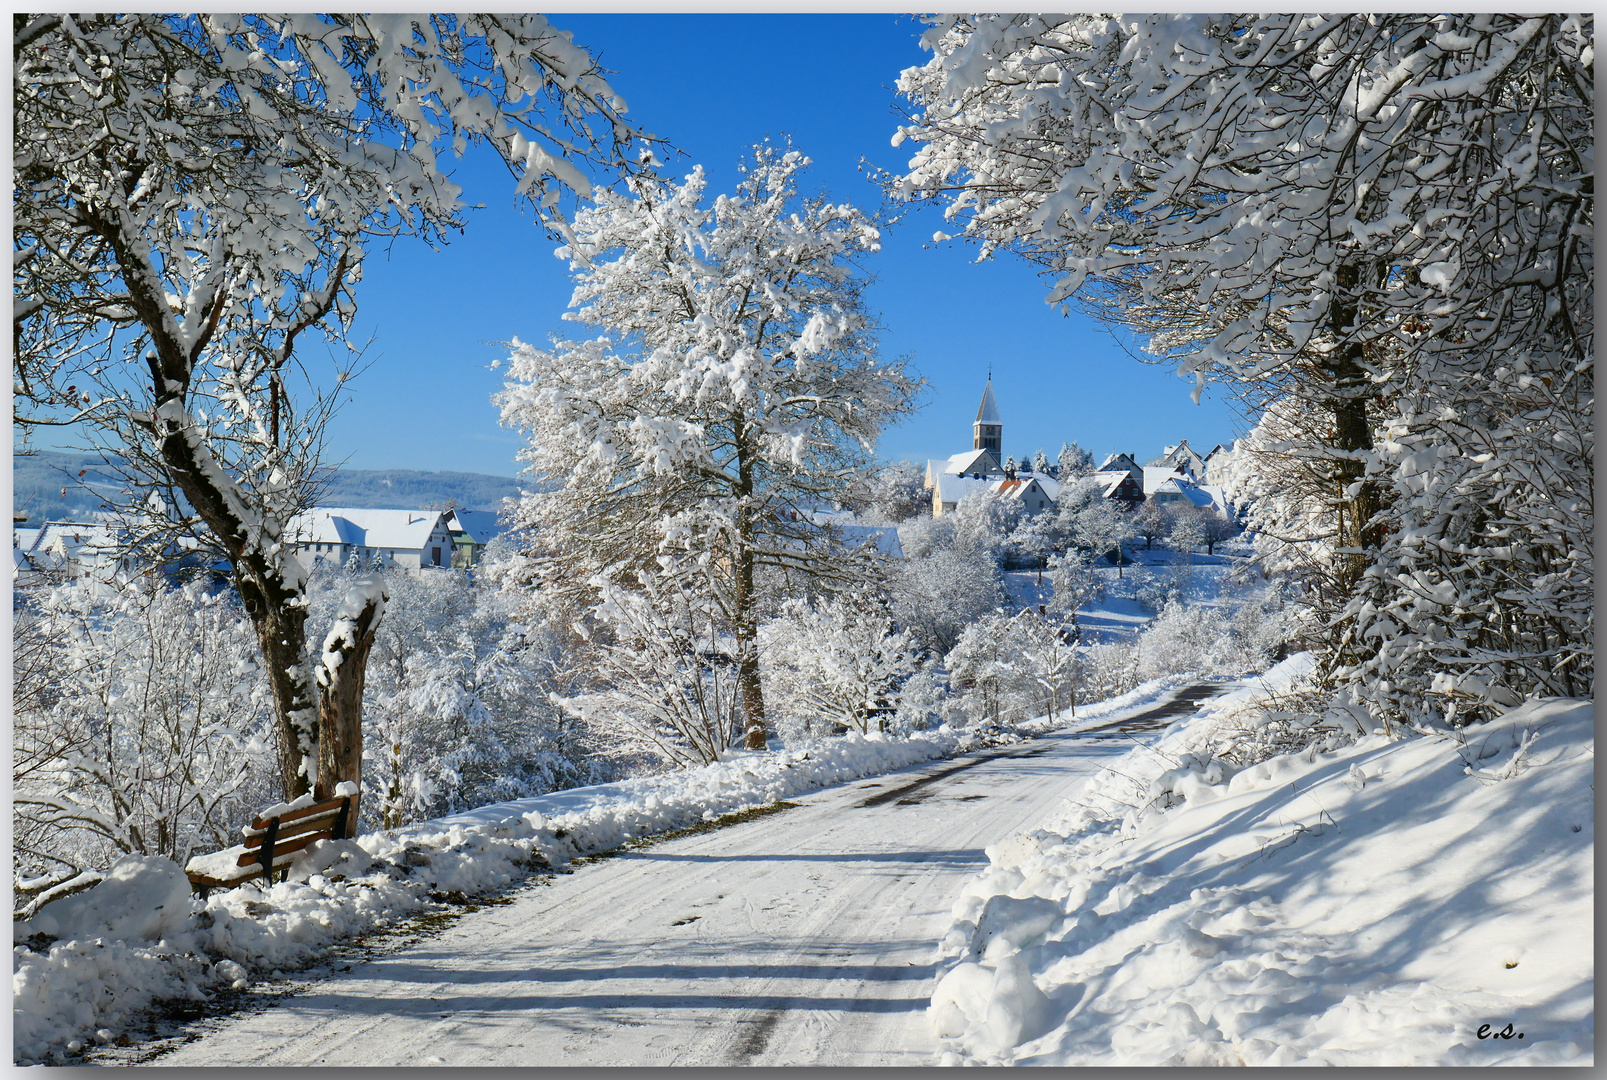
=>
[973,376,1002,457]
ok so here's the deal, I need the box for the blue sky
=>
[314,15,1245,476]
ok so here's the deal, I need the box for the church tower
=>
[973,377,1002,458]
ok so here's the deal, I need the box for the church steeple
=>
[973,376,1002,457]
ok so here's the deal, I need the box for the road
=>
[145,689,1216,1067]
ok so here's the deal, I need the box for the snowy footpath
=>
[12,681,1182,1066]
[930,656,1594,1066]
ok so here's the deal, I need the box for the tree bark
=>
[734,416,768,751]
[314,588,385,804]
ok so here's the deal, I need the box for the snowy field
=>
[929,656,1595,1066]
[12,687,1176,1066]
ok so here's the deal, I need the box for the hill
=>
[11,449,523,526]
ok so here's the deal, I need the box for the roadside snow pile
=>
[930,656,1594,1066]
[15,702,1141,1066]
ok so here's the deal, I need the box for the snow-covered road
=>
[147,711,1181,1067]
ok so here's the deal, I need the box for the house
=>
[444,508,507,568]
[1087,470,1145,509]
[29,520,136,583]
[287,507,457,571]
[1149,475,1235,517]
[994,475,1056,515]
[1146,439,1209,477]
[1142,464,1191,495]
[1200,443,1230,483]
[932,473,1062,517]
[1096,453,1143,486]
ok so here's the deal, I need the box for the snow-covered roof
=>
[445,508,504,546]
[1150,476,1230,513]
[1142,465,1189,494]
[993,477,1051,503]
[1098,452,1139,475]
[947,448,999,476]
[975,379,1001,425]
[288,508,449,551]
[35,521,119,561]
[836,524,903,559]
[13,528,40,552]
[1028,473,1060,501]
[934,474,995,505]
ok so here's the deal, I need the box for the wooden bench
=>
[186,792,357,897]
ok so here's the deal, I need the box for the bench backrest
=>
[237,793,356,874]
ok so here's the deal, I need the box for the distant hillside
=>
[316,468,524,511]
[12,449,524,526]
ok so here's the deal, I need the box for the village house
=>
[287,507,458,572]
[444,508,507,568]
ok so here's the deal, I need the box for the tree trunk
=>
[241,578,320,800]
[314,589,384,806]
[1326,262,1385,593]
[734,418,768,751]
[153,415,321,801]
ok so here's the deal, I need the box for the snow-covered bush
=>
[890,519,1007,656]
[1078,642,1142,705]
[555,576,745,768]
[1134,598,1296,684]
[13,579,276,901]
[945,610,1079,726]
[759,596,923,738]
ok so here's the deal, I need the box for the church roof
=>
[975,379,1001,425]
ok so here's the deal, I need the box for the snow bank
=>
[14,715,1081,1064]
[928,662,1594,1065]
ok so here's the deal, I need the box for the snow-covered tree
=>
[1057,442,1094,480]
[13,579,276,892]
[894,14,1592,722]
[1045,550,1101,625]
[1064,492,1135,578]
[759,595,923,737]
[944,614,1027,727]
[889,517,1007,657]
[1195,512,1238,558]
[1031,448,1052,476]
[950,487,1020,567]
[1007,511,1063,583]
[499,145,919,754]
[1132,501,1173,551]
[1014,611,1080,722]
[861,459,929,524]
[1168,511,1206,562]
[14,14,642,799]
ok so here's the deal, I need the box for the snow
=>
[12,708,1137,1065]
[927,661,1594,1065]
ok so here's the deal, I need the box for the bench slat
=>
[241,809,342,849]
[233,829,332,868]
[249,794,351,832]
